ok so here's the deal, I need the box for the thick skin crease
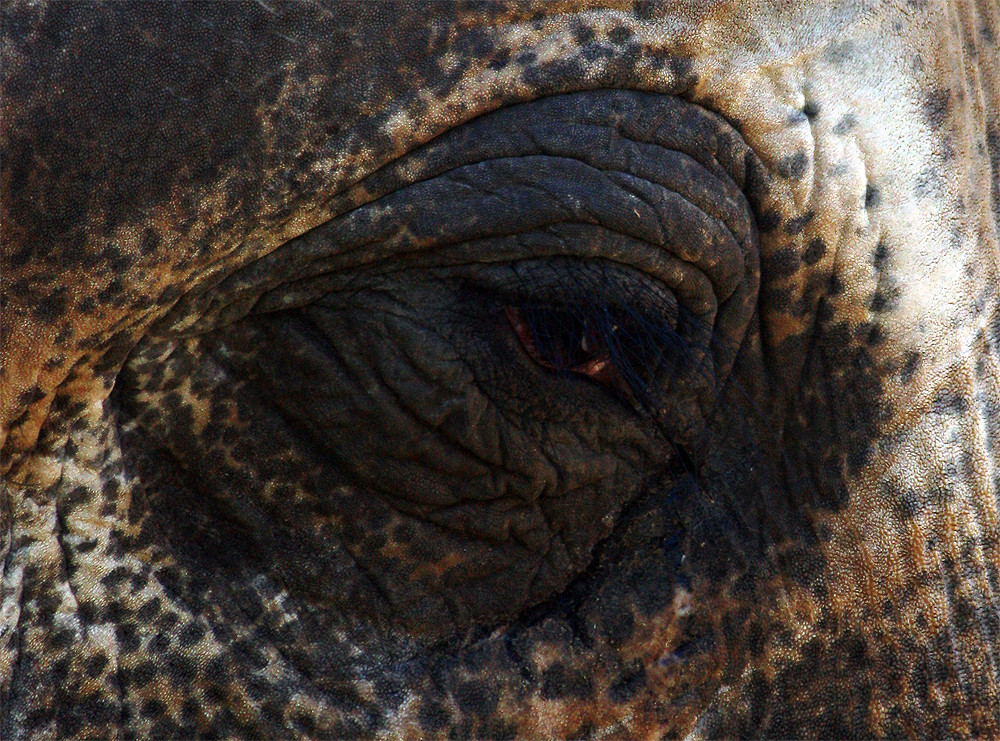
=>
[2,1,1000,738]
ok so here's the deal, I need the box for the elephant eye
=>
[504,298,679,403]
[506,305,611,378]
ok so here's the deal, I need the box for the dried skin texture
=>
[2,1,1000,738]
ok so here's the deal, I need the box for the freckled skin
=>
[2,1,999,738]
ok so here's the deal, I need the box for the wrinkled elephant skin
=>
[2,1,1000,738]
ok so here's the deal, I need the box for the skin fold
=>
[1,0,999,737]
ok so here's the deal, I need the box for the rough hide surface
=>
[2,1,1000,738]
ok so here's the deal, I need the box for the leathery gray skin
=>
[2,1,999,737]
